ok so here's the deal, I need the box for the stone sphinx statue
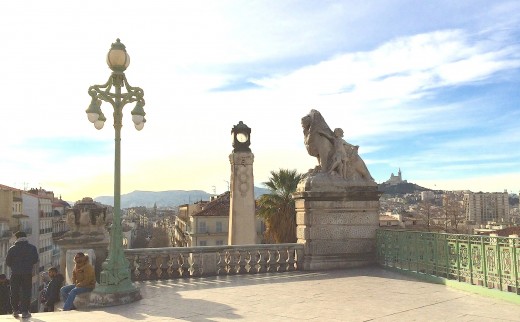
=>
[300,109,375,190]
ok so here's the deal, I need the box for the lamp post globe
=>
[106,38,130,72]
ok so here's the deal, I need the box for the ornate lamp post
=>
[85,39,144,305]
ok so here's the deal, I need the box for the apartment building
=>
[464,191,510,224]
[175,192,264,247]
[174,200,208,247]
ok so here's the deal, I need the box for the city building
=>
[0,184,32,275]
[421,190,435,202]
[24,189,55,274]
[463,191,510,225]
[175,192,264,247]
[174,200,208,247]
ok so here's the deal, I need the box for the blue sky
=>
[0,1,519,201]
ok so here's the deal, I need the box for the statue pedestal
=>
[294,174,381,270]
[55,234,109,282]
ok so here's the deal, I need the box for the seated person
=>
[60,253,95,311]
[0,274,12,315]
[43,267,64,312]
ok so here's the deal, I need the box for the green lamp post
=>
[85,39,144,306]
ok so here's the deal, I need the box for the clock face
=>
[236,133,248,143]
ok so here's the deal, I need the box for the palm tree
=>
[257,169,304,243]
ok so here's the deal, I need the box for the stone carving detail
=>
[230,153,254,197]
[65,207,107,236]
[62,197,110,239]
[301,109,374,185]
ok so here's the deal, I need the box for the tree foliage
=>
[257,169,304,243]
[148,227,170,248]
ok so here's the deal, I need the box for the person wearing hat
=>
[60,252,95,311]
[5,231,39,319]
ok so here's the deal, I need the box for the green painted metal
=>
[376,229,520,297]
[86,39,145,295]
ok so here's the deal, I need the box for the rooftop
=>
[20,266,520,321]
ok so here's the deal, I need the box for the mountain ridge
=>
[94,187,270,208]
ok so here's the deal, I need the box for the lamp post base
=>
[84,285,142,307]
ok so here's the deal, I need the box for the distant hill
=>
[377,182,431,195]
[94,186,270,208]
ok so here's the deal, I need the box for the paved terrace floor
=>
[8,266,520,322]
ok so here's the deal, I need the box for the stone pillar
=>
[228,152,256,245]
[294,175,381,270]
[55,238,108,283]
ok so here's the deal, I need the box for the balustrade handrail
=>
[124,243,300,254]
[376,229,520,295]
[124,243,304,281]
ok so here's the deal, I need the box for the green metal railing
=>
[376,229,520,294]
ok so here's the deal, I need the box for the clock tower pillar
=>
[228,121,257,245]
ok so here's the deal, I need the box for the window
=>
[198,221,206,234]
[216,240,224,246]
[199,241,207,246]
[216,221,223,233]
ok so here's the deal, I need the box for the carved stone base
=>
[77,286,142,308]
[294,175,381,270]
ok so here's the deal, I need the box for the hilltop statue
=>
[300,109,375,188]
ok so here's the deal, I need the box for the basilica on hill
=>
[384,168,408,185]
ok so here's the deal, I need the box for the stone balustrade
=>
[124,243,304,281]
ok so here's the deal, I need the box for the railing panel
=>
[376,229,520,296]
[124,244,304,281]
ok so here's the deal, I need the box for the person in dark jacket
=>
[0,274,12,315]
[43,267,64,312]
[5,231,39,319]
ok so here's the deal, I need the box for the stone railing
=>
[377,229,520,294]
[124,243,304,281]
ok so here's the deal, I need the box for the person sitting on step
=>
[60,253,95,311]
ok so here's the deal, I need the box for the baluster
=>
[216,250,226,275]
[236,250,247,274]
[256,249,267,273]
[244,251,253,274]
[277,249,287,272]
[125,253,138,281]
[142,254,153,280]
[190,252,202,277]
[179,252,191,277]
[174,253,182,277]
[156,253,168,279]
[228,250,240,274]
[294,246,303,271]
[266,249,275,272]
[135,253,147,281]
[148,253,158,280]
[286,248,296,271]
[224,250,233,274]
[166,254,177,278]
